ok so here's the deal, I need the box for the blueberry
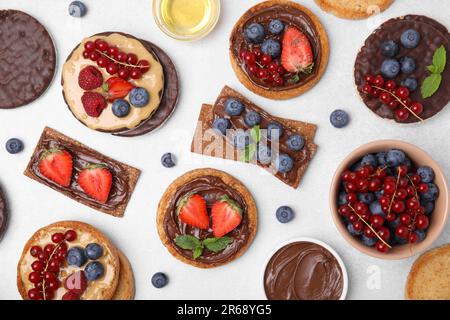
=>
[421,201,434,215]
[376,152,387,166]
[347,223,363,236]
[212,118,231,135]
[69,1,87,17]
[386,149,405,167]
[151,272,168,288]
[358,193,375,204]
[5,138,24,154]
[361,235,377,247]
[388,217,400,229]
[129,87,150,107]
[161,152,176,168]
[400,56,416,74]
[266,122,284,140]
[375,190,384,199]
[361,154,377,167]
[224,98,244,116]
[403,157,412,170]
[329,109,349,128]
[338,192,348,205]
[394,235,408,245]
[85,243,103,260]
[244,23,265,44]
[417,166,435,183]
[350,161,362,172]
[268,19,284,34]
[84,261,104,281]
[257,144,272,165]
[244,111,261,127]
[276,206,295,223]
[401,29,420,48]
[261,39,281,58]
[112,99,131,118]
[401,77,418,92]
[233,129,251,150]
[380,40,399,57]
[275,153,294,173]
[286,134,305,151]
[369,201,384,216]
[381,59,400,78]
[66,247,87,267]
[421,183,439,201]
[415,230,426,242]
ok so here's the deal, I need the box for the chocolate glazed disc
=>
[0,186,8,241]
[355,15,450,123]
[0,10,56,109]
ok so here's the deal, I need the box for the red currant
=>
[399,177,408,188]
[406,186,416,197]
[384,80,396,91]
[46,279,60,292]
[52,233,64,243]
[28,271,42,284]
[395,86,410,99]
[118,68,130,79]
[395,108,409,121]
[28,288,43,300]
[377,227,391,241]
[130,68,142,79]
[384,181,396,194]
[392,200,406,213]
[370,215,384,228]
[82,51,90,59]
[353,220,364,232]
[338,205,351,217]
[64,230,77,242]
[357,179,369,192]
[106,62,119,75]
[43,271,57,282]
[253,48,262,58]
[415,215,429,229]
[406,197,420,210]
[247,64,258,75]
[127,53,138,65]
[362,84,372,94]
[108,46,119,56]
[277,66,286,75]
[346,192,357,204]
[395,225,409,238]
[95,39,109,52]
[97,56,109,68]
[364,226,376,238]
[418,183,428,193]
[30,246,42,257]
[387,100,399,110]
[243,51,256,65]
[116,51,128,62]
[379,195,390,206]
[364,74,374,83]
[410,102,423,115]
[268,62,279,73]
[385,211,397,222]
[47,258,60,272]
[273,76,284,86]
[369,178,382,192]
[257,68,269,79]
[260,54,272,66]
[84,41,96,52]
[89,51,100,61]
[379,92,392,104]
[137,60,150,73]
[348,213,358,223]
[62,292,80,300]
[373,75,384,87]
[399,213,411,225]
[376,241,389,253]
[408,232,419,244]
[345,182,357,193]
[354,202,368,215]
[31,260,44,272]
[37,252,48,262]
[410,174,421,185]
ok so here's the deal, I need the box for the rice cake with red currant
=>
[157,168,257,269]
[355,15,450,123]
[314,0,394,20]
[62,32,179,136]
[0,10,56,109]
[229,0,329,100]
[17,221,121,300]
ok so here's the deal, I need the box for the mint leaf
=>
[240,143,257,162]
[203,237,232,252]
[421,73,442,98]
[174,235,201,250]
[193,246,203,259]
[288,74,300,84]
[432,45,446,74]
[250,125,261,143]
[427,64,438,73]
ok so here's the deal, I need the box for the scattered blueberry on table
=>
[161,153,176,168]
[330,110,350,128]
[276,206,295,223]
[5,138,24,154]
[152,272,168,288]
[69,1,87,18]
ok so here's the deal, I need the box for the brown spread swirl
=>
[264,241,344,300]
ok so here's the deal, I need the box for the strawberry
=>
[39,149,73,187]
[78,66,103,90]
[64,271,87,295]
[281,26,314,73]
[104,77,134,102]
[211,196,242,237]
[177,194,209,230]
[81,92,107,117]
[77,164,112,203]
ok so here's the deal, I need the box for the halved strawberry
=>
[281,26,314,73]
[211,196,242,237]
[77,164,112,203]
[103,77,134,102]
[64,271,87,295]
[177,194,209,230]
[39,149,73,187]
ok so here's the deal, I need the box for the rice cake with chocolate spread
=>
[314,0,394,20]
[355,15,450,123]
[62,32,179,136]
[0,186,8,241]
[0,10,56,109]
[191,86,318,189]
[157,168,257,268]
[229,0,329,100]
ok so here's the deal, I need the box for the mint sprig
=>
[174,235,231,259]
[240,125,261,163]
[421,45,446,98]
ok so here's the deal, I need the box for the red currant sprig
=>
[360,74,424,122]
[83,39,150,80]
[239,48,286,87]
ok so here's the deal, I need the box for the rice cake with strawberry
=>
[17,221,135,300]
[62,32,179,136]
[24,127,140,217]
[229,0,329,100]
[157,168,257,268]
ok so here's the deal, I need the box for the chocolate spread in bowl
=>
[163,176,249,264]
[230,3,322,91]
[264,241,344,300]
[354,15,450,123]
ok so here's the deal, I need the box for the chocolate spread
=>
[264,241,344,300]
[211,92,313,186]
[0,10,56,109]
[230,3,322,90]
[163,176,249,264]
[355,15,450,123]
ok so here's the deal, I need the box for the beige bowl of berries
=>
[330,140,449,259]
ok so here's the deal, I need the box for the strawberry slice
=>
[64,271,87,295]
[281,26,314,73]
[77,164,112,203]
[211,196,242,237]
[39,149,73,187]
[104,77,134,102]
[177,194,209,230]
